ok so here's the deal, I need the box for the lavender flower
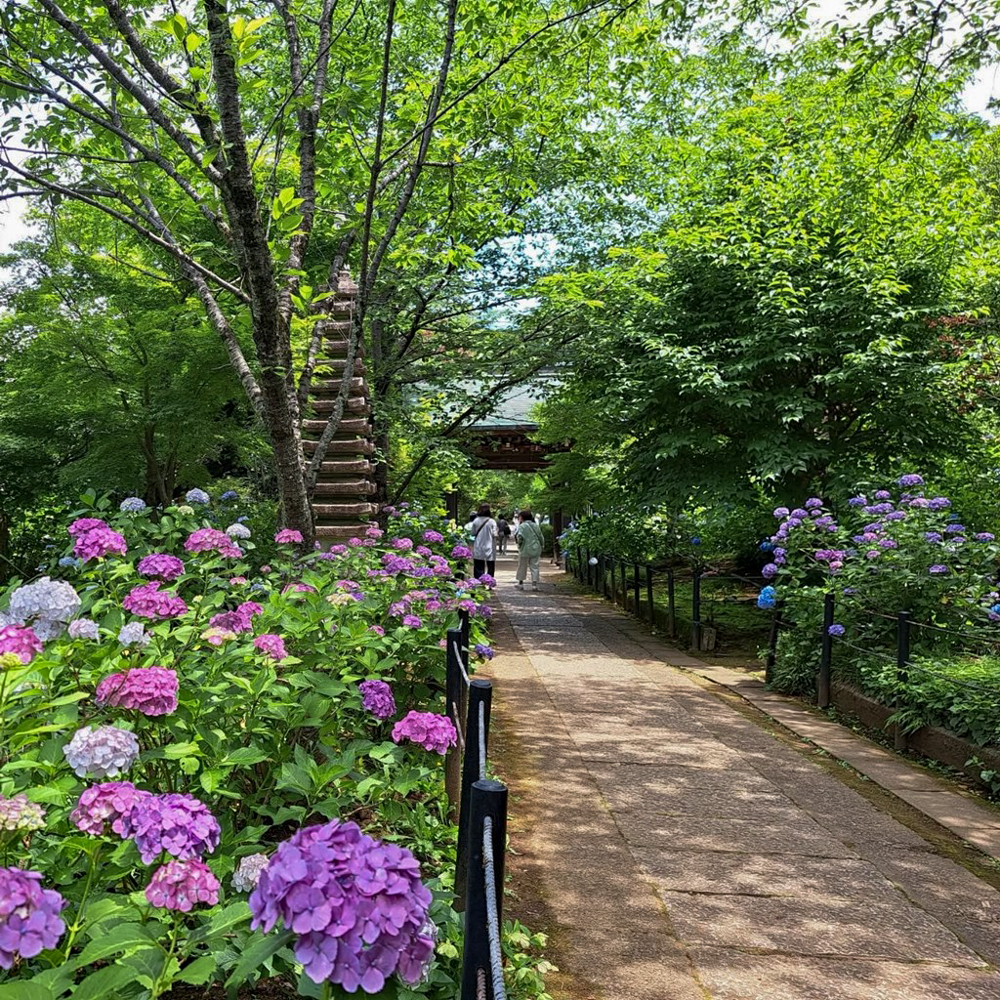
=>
[253,633,287,661]
[119,497,147,513]
[63,725,140,778]
[423,530,444,543]
[359,680,396,719]
[392,537,414,551]
[145,859,219,911]
[898,474,924,487]
[975,533,995,542]
[96,667,179,716]
[0,624,42,664]
[929,564,949,575]
[924,532,943,543]
[0,868,66,967]
[248,820,435,991]
[232,854,269,893]
[68,618,100,641]
[474,643,495,660]
[118,621,150,647]
[137,553,185,581]
[944,524,966,534]
[71,781,151,837]
[847,495,867,506]
[119,793,220,863]
[873,490,892,500]
[226,522,252,539]
[185,488,210,505]
[402,614,423,628]
[392,711,456,754]
[220,489,239,502]
[7,577,81,639]
[451,545,471,559]
[0,794,45,832]
[805,497,823,508]
[761,563,778,579]
[928,497,951,510]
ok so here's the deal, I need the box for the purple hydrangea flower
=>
[805,498,823,508]
[185,488,210,505]
[137,553,185,581]
[474,643,495,660]
[359,679,396,719]
[63,725,140,778]
[873,490,892,501]
[0,624,42,664]
[248,820,435,991]
[884,511,906,521]
[928,497,951,510]
[392,711,457,754]
[451,545,471,559]
[232,854,270,893]
[96,667,179,716]
[877,538,898,549]
[848,495,867,506]
[68,618,100,641]
[0,868,66,967]
[402,614,423,628]
[423,530,444,543]
[68,517,108,537]
[929,564,949,574]
[74,526,128,562]
[975,533,995,542]
[254,633,288,661]
[0,794,45,832]
[761,563,778,579]
[145,859,219,911]
[122,582,188,620]
[827,624,846,636]
[368,625,385,636]
[274,528,303,544]
[71,781,151,837]
[898,474,924,487]
[119,793,221,863]
[944,524,965,534]
[924,532,943,543]
[773,507,790,518]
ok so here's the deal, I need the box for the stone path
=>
[484,557,1000,1000]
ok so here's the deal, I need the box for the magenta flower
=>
[451,545,471,559]
[96,667,179,716]
[0,624,42,664]
[392,711,456,754]
[209,600,262,634]
[0,868,66,967]
[184,528,242,558]
[254,633,288,661]
[249,820,435,991]
[68,517,108,537]
[71,781,152,837]
[137,553,185,581]
[367,625,385,636]
[74,526,127,562]
[365,526,384,539]
[121,581,188,620]
[274,528,304,544]
[145,859,219,912]
[119,792,220,863]
[329,544,348,555]
[359,680,396,719]
[402,614,423,628]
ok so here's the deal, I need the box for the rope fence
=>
[446,609,509,1000]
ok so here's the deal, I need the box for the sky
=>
[1,6,999,257]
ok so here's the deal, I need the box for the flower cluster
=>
[96,667,179,716]
[226,522,252,539]
[68,618,100,640]
[209,600,262,634]
[0,793,45,832]
[6,577,81,639]
[232,853,269,893]
[0,868,66,968]
[122,581,188,620]
[274,528,303,544]
[359,679,396,719]
[184,528,241,558]
[63,725,140,778]
[254,633,287,661]
[392,711,457,754]
[137,553,185,581]
[119,792,220,863]
[72,520,128,562]
[146,859,219,911]
[248,820,435,991]
[119,497,147,513]
[474,643,495,660]
[118,622,149,647]
[0,624,43,664]
[71,781,150,837]
[185,488,210,505]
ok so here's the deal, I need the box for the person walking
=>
[514,509,544,590]
[497,514,511,555]
[469,503,498,579]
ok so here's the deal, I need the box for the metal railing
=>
[445,609,509,1000]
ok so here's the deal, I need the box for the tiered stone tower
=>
[303,271,376,541]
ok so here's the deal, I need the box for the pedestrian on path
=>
[497,514,511,554]
[514,509,544,590]
[469,503,498,579]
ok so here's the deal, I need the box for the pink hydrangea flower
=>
[329,544,348,555]
[274,529,303,544]
[96,667,179,716]
[71,781,151,837]
[74,526,127,562]
[367,625,385,636]
[282,582,317,594]
[145,859,219,912]
[0,624,42,664]
[122,582,188,620]
[391,711,457,754]
[184,528,242,558]
[392,537,414,551]
[68,517,108,537]
[254,633,287,661]
[365,526,384,539]
[136,553,185,581]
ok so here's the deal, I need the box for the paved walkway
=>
[485,557,1000,1000]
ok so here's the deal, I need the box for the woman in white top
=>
[468,503,498,579]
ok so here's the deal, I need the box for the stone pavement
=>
[483,556,1000,1000]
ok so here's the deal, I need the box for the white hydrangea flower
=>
[119,497,147,513]
[63,725,140,778]
[225,523,252,539]
[7,577,81,640]
[68,618,100,641]
[232,853,270,892]
[118,622,150,647]
[186,488,210,505]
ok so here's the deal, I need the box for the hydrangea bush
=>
[0,492,514,998]
[760,475,1000,744]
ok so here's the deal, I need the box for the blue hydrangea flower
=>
[119,497,147,513]
[185,489,210,505]
[756,586,777,610]
[57,557,82,568]
[220,490,239,502]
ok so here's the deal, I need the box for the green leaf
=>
[73,922,156,967]
[223,746,269,766]
[0,984,52,1000]
[73,964,141,1000]
[175,955,216,986]
[225,930,293,987]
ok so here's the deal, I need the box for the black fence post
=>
[895,611,910,752]
[765,599,784,685]
[445,627,465,823]
[691,569,702,650]
[459,779,508,1000]
[633,562,640,616]
[667,569,676,637]
[458,608,470,670]
[456,679,492,910]
[610,557,616,605]
[646,565,654,625]
[818,592,834,709]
